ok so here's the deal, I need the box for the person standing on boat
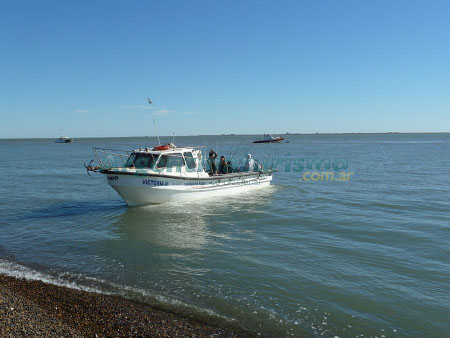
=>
[244,154,262,172]
[227,160,233,173]
[208,149,218,175]
[245,154,255,172]
[218,156,228,174]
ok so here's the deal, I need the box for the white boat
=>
[89,144,274,206]
[55,130,73,143]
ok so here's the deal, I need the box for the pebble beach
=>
[0,274,245,337]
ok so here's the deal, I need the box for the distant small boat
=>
[55,129,73,143]
[253,134,284,143]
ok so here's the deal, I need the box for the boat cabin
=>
[123,147,206,177]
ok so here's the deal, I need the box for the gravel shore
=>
[0,274,246,337]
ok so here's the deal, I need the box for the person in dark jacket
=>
[208,149,218,175]
[227,160,233,173]
[218,156,228,174]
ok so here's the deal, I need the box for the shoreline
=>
[0,274,248,337]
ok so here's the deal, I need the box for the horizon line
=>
[1,131,450,140]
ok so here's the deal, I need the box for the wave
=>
[0,259,242,332]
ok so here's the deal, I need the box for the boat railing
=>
[93,148,133,169]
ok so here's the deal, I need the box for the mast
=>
[147,97,161,145]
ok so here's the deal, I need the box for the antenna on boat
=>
[147,97,161,145]
[172,131,175,145]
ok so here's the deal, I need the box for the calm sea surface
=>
[0,134,449,337]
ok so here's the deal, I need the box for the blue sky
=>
[1,0,450,138]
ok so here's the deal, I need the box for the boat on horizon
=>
[253,134,284,143]
[55,129,73,143]
[87,143,274,206]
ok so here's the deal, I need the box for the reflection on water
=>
[115,204,209,250]
[112,186,277,250]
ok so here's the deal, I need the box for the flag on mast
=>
[147,97,161,145]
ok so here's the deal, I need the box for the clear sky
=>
[1,0,450,138]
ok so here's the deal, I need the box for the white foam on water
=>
[0,258,236,328]
[0,259,102,294]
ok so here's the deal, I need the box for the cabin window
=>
[167,153,185,168]
[156,155,168,168]
[157,153,185,171]
[124,154,138,167]
[183,152,196,170]
[125,153,157,168]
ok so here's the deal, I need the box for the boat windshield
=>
[157,153,185,172]
[124,153,158,168]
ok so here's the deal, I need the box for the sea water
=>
[0,134,448,337]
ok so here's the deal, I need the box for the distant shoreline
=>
[1,132,449,140]
[0,274,246,337]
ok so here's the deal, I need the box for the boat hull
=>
[253,137,284,143]
[104,172,273,206]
